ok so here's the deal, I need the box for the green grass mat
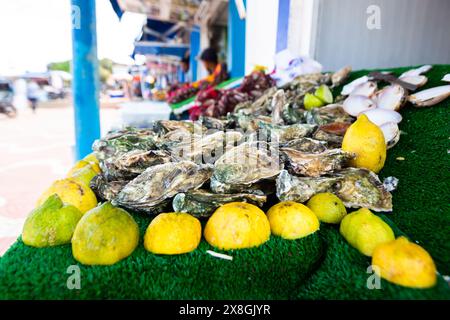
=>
[1,65,449,300]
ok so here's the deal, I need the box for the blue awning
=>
[133,41,189,58]
[109,0,124,19]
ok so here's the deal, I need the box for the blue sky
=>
[0,0,146,75]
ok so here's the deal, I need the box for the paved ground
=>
[0,101,123,255]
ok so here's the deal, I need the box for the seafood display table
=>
[0,66,449,299]
[119,100,171,128]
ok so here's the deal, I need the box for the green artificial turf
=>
[0,65,449,300]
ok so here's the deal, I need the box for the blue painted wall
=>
[276,0,290,53]
[71,0,101,160]
[189,26,200,82]
[228,0,246,78]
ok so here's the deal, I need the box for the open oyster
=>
[113,161,213,214]
[282,148,354,177]
[172,189,267,217]
[312,122,351,147]
[211,141,282,193]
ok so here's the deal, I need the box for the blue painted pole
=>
[71,0,101,160]
[189,25,200,82]
[228,0,246,78]
[276,0,290,52]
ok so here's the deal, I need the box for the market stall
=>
[0,64,449,299]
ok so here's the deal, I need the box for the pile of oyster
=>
[89,66,449,218]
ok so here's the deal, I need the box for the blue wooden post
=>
[189,26,200,82]
[276,0,290,52]
[228,0,246,78]
[71,0,101,160]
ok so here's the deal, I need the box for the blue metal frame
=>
[276,0,290,52]
[71,0,101,160]
[228,0,246,78]
[189,25,200,82]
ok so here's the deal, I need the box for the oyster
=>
[305,104,354,125]
[349,81,377,97]
[90,174,128,201]
[331,65,352,87]
[332,168,393,212]
[107,149,172,179]
[276,168,393,211]
[92,128,158,161]
[276,170,340,203]
[374,84,407,111]
[229,113,272,132]
[153,120,204,135]
[211,141,282,193]
[198,116,233,130]
[169,131,243,164]
[341,76,370,96]
[379,122,400,149]
[258,122,317,143]
[279,137,328,153]
[172,189,267,217]
[312,122,351,147]
[113,161,213,214]
[271,89,287,125]
[343,95,376,116]
[282,148,354,177]
[281,103,305,124]
[233,87,276,116]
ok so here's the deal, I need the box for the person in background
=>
[196,47,229,86]
[27,81,39,113]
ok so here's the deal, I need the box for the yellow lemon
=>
[340,208,395,256]
[67,160,101,177]
[68,165,98,187]
[144,212,201,255]
[204,202,270,250]
[307,193,347,224]
[342,114,386,173]
[22,194,83,247]
[267,201,319,240]
[36,178,97,213]
[72,202,139,265]
[372,236,437,288]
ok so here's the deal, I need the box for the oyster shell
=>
[258,122,317,143]
[331,65,352,87]
[341,76,370,96]
[198,116,233,130]
[408,85,450,107]
[92,128,158,162]
[153,120,204,135]
[279,137,328,153]
[312,122,351,147]
[90,174,128,201]
[276,170,340,203]
[211,141,282,193]
[349,81,377,97]
[282,148,355,177]
[276,168,393,211]
[305,104,354,125]
[113,161,213,214]
[379,122,400,149]
[169,131,244,164]
[332,168,393,212]
[343,95,376,116]
[228,113,272,132]
[233,87,276,116]
[375,84,407,111]
[271,89,287,125]
[107,149,172,179]
[172,189,267,217]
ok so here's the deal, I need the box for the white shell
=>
[350,81,377,97]
[341,76,369,95]
[399,75,428,88]
[361,108,402,126]
[408,85,450,107]
[332,65,352,86]
[375,84,406,111]
[400,65,432,78]
[442,74,450,82]
[343,95,376,116]
[380,122,400,149]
